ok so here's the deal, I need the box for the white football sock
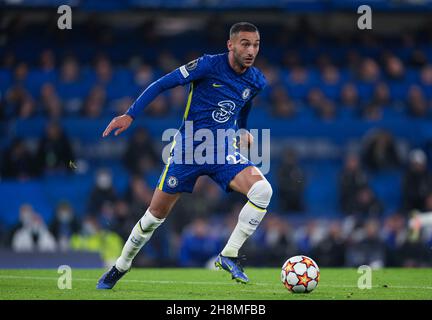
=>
[221,179,272,258]
[115,209,165,272]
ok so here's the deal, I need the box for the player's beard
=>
[233,49,254,69]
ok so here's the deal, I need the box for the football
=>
[280,255,320,293]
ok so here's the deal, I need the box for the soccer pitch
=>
[0,268,431,300]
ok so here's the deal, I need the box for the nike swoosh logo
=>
[212,83,224,88]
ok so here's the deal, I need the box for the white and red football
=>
[280,255,320,293]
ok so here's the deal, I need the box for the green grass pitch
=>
[0,268,431,300]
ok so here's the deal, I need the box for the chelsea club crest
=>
[167,176,178,188]
[242,88,251,100]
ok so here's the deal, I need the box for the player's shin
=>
[115,208,165,272]
[221,179,273,258]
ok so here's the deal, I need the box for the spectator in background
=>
[312,221,345,267]
[70,215,123,266]
[409,49,428,68]
[170,176,223,235]
[371,82,391,106]
[249,215,296,267]
[122,127,159,175]
[157,51,180,74]
[339,153,369,214]
[5,62,36,119]
[356,58,381,103]
[270,85,296,118]
[11,204,57,252]
[144,94,169,117]
[277,148,305,213]
[87,169,118,216]
[112,96,134,116]
[1,138,38,180]
[58,56,86,115]
[133,63,155,91]
[111,199,134,241]
[82,85,106,118]
[39,49,56,80]
[406,85,429,118]
[294,220,320,255]
[362,130,401,171]
[402,149,432,212]
[307,88,326,110]
[346,219,386,268]
[285,65,310,102]
[362,102,383,121]
[382,213,408,266]
[124,176,153,219]
[339,83,359,118]
[385,55,405,81]
[40,83,62,119]
[49,201,80,251]
[257,60,280,91]
[16,98,36,119]
[350,186,384,219]
[420,65,432,98]
[396,225,432,267]
[35,121,74,175]
[169,86,187,115]
[384,55,407,104]
[95,55,113,85]
[12,62,28,87]
[358,58,380,83]
[179,218,223,267]
[316,99,337,121]
[320,65,341,100]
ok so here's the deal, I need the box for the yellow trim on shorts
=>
[159,82,193,190]
[247,201,267,213]
[158,140,177,190]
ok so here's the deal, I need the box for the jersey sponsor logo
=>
[167,176,178,188]
[212,100,236,123]
[242,88,251,99]
[226,151,249,165]
[212,83,224,88]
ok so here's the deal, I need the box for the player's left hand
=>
[239,131,254,149]
[102,114,133,137]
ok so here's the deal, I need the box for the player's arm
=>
[102,56,211,137]
[237,100,254,148]
[238,74,267,147]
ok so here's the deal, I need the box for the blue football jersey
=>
[169,52,267,162]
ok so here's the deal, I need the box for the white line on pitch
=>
[1,275,432,290]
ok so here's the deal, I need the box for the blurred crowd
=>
[1,133,432,267]
[1,18,432,267]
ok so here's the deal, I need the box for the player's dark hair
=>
[229,22,259,38]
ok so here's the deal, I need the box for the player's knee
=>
[139,208,165,232]
[147,205,169,220]
[247,179,273,209]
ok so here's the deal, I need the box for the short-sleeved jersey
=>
[169,52,267,163]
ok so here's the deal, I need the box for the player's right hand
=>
[102,114,133,137]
